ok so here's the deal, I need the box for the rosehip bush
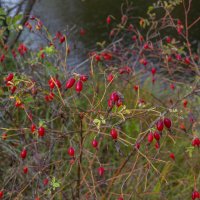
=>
[0,1,200,199]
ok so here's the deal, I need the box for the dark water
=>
[4,0,200,66]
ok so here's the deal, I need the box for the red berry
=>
[155,142,160,149]
[151,67,156,76]
[21,149,27,159]
[154,131,160,141]
[183,99,188,108]
[48,78,55,89]
[169,153,175,160]
[107,73,114,83]
[68,147,75,157]
[31,124,36,133]
[38,126,45,137]
[144,43,149,49]
[135,142,140,150]
[192,191,200,200]
[134,85,139,91]
[118,197,124,200]
[98,166,105,176]
[0,191,3,198]
[106,16,111,24]
[43,178,49,186]
[75,80,83,93]
[23,166,28,174]
[92,139,98,148]
[59,35,66,43]
[6,73,14,82]
[184,57,190,65]
[166,36,171,43]
[110,92,119,102]
[110,128,118,140]
[66,78,76,89]
[80,75,88,82]
[156,120,164,131]
[147,132,154,143]
[192,137,200,147]
[164,118,172,129]
[95,54,101,62]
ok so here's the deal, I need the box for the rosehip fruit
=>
[92,139,98,148]
[21,149,27,159]
[6,73,14,82]
[38,126,45,137]
[68,147,75,157]
[43,178,49,186]
[154,131,160,141]
[192,191,200,200]
[31,124,36,133]
[151,67,156,76]
[75,80,83,93]
[107,73,114,83]
[106,16,111,24]
[147,132,154,143]
[23,166,28,174]
[156,120,164,132]
[110,128,118,140]
[164,118,172,129]
[65,78,76,89]
[80,75,88,82]
[169,153,175,160]
[98,166,105,176]
[0,191,3,199]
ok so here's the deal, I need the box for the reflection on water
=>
[29,0,155,66]
[2,0,200,66]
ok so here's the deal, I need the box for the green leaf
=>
[153,180,161,193]
[6,16,12,26]
[46,62,59,75]
[53,183,60,187]
[0,8,6,15]
[93,118,100,124]
[44,46,56,55]
[148,6,154,13]
[93,118,101,129]
[186,146,195,158]
[13,14,23,24]
[24,95,34,104]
